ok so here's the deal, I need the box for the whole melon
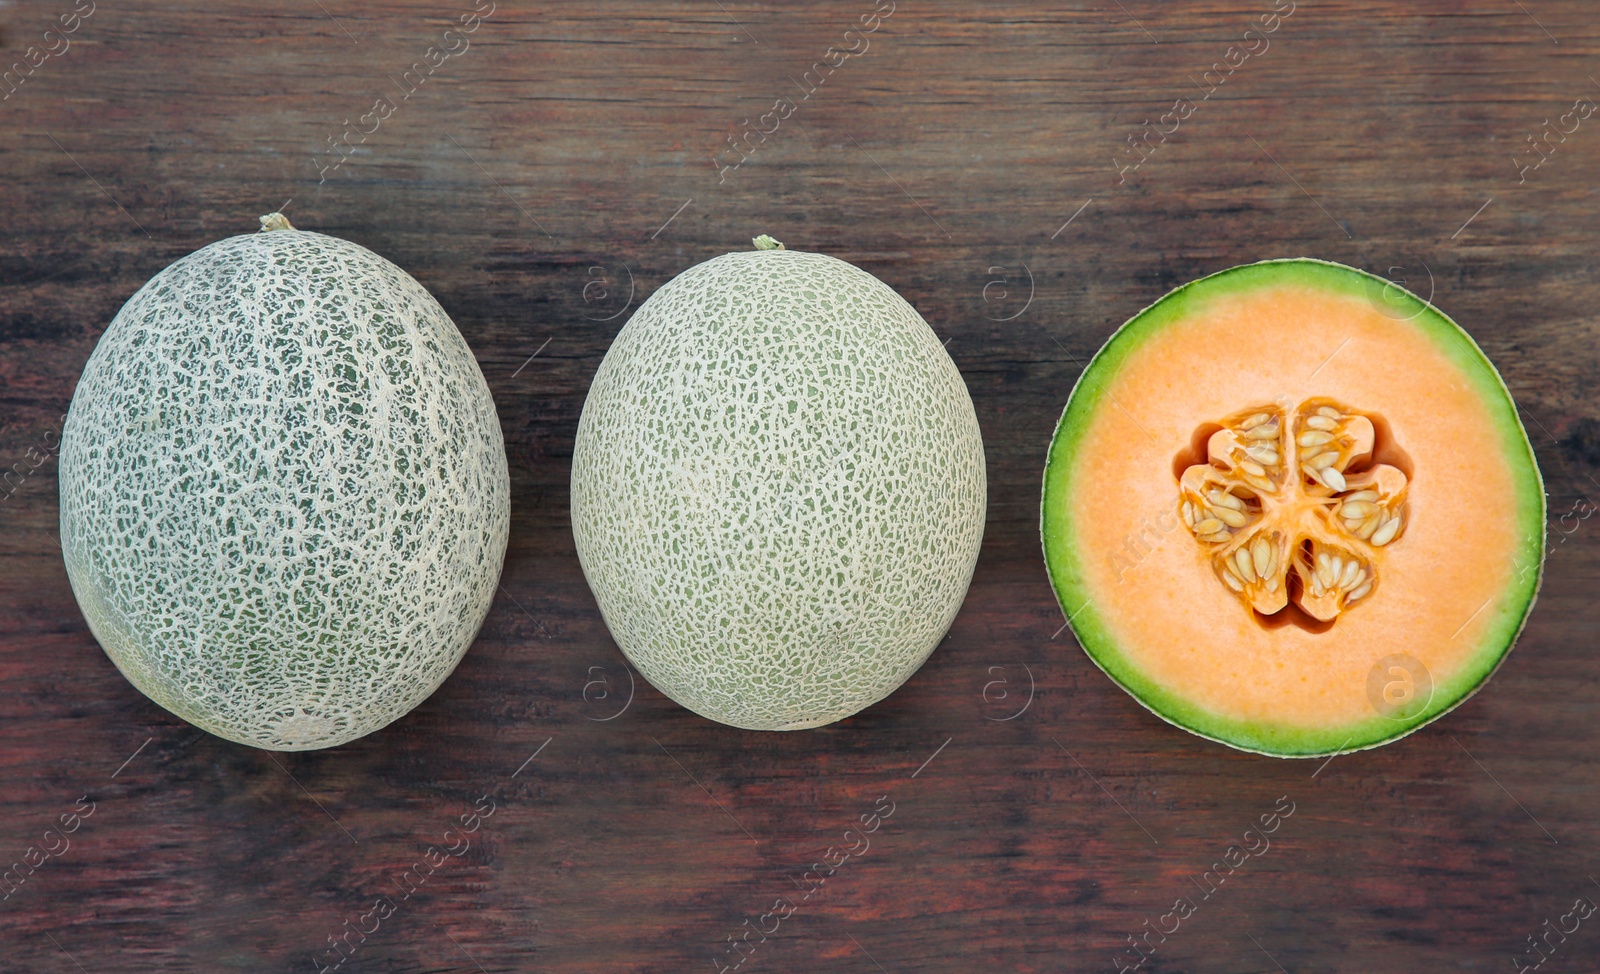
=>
[571,236,987,730]
[59,214,510,751]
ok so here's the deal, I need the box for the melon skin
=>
[1041,259,1545,757]
[572,247,986,731]
[59,226,510,751]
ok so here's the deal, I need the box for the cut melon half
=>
[1042,259,1545,757]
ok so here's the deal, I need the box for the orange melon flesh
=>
[1042,260,1545,757]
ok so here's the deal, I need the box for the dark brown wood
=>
[4,1,1600,970]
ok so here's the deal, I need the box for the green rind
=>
[1041,259,1546,758]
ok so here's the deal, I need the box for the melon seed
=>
[1235,547,1256,582]
[1214,506,1249,528]
[1371,517,1402,547]
[1252,537,1273,577]
[1209,490,1244,511]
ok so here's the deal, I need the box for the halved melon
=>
[1042,259,1545,757]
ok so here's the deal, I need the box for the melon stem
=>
[752,234,784,251]
[259,213,296,232]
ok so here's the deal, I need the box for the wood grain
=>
[3,1,1600,971]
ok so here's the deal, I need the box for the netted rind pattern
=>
[571,249,986,730]
[59,229,510,750]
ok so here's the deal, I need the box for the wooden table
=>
[3,1,1598,970]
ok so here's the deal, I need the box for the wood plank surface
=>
[4,1,1600,971]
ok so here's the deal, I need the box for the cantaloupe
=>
[571,236,987,730]
[1042,259,1544,757]
[59,214,510,751]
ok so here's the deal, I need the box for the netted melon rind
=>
[571,249,987,730]
[59,229,510,751]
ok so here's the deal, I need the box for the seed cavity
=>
[1179,398,1410,624]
